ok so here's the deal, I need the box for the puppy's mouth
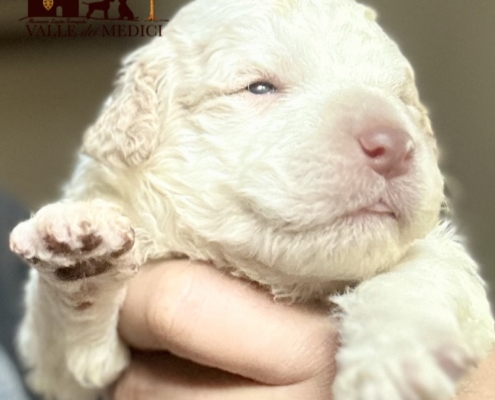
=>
[345,200,398,220]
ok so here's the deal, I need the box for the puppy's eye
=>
[246,82,276,95]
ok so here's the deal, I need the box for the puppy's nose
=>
[358,128,414,178]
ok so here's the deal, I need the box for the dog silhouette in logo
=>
[118,0,135,20]
[84,0,115,19]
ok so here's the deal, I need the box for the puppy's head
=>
[83,0,444,289]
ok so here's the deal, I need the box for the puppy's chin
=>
[217,207,437,294]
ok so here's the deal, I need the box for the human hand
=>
[457,350,495,400]
[110,259,494,400]
[111,260,337,399]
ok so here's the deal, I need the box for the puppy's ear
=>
[82,45,164,168]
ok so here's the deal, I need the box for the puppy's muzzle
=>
[327,88,416,179]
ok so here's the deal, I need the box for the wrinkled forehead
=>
[166,0,410,86]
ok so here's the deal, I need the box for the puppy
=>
[10,0,495,399]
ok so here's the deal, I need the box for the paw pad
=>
[10,201,137,284]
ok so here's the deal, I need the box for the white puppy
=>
[10,0,495,399]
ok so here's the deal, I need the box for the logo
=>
[20,0,167,38]
[43,0,54,11]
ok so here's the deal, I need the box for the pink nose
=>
[358,128,414,178]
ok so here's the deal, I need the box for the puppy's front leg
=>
[10,200,139,400]
[332,224,495,400]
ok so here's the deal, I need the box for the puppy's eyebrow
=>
[272,0,299,17]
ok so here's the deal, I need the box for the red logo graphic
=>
[21,0,166,37]
[24,0,160,21]
[28,0,79,18]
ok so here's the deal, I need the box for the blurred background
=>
[0,0,494,305]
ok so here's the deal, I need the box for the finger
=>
[111,351,334,400]
[457,350,495,400]
[118,260,338,385]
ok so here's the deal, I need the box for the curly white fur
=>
[9,0,495,399]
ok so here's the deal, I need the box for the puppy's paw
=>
[10,200,137,284]
[26,369,99,400]
[67,336,130,389]
[333,339,474,400]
